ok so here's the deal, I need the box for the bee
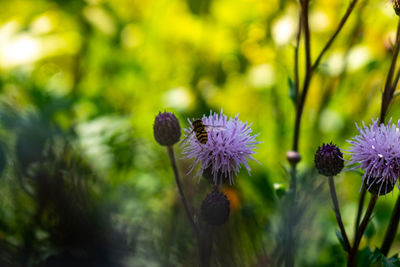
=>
[182,119,226,145]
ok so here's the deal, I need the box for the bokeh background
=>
[0,0,400,266]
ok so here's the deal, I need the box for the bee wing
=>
[179,129,195,146]
[204,125,226,132]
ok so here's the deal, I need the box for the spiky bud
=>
[201,190,230,226]
[394,0,400,16]
[314,143,344,177]
[364,177,395,196]
[153,112,181,146]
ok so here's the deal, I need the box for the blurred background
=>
[0,0,400,266]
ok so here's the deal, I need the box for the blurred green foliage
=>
[1,0,400,266]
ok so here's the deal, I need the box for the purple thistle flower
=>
[181,110,260,184]
[347,119,400,196]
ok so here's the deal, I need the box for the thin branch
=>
[391,64,400,94]
[312,0,359,71]
[380,19,400,123]
[302,0,311,73]
[294,10,302,102]
[328,176,351,252]
[292,0,359,152]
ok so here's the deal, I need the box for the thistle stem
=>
[167,146,199,237]
[199,225,214,267]
[311,0,358,71]
[380,18,400,123]
[328,176,351,252]
[381,196,400,256]
[354,187,366,236]
[286,1,359,266]
[376,18,400,256]
[348,194,378,267]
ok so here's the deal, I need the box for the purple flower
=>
[182,110,260,184]
[347,119,400,195]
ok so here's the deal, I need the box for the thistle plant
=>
[347,119,400,196]
[154,110,259,267]
[182,110,260,184]
[307,3,400,266]
[281,0,359,265]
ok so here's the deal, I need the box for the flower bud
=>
[364,177,395,196]
[153,112,181,146]
[394,0,400,16]
[201,190,230,226]
[286,150,301,166]
[314,143,344,177]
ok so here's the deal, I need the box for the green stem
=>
[167,146,199,237]
[381,196,400,256]
[348,194,378,267]
[328,176,351,252]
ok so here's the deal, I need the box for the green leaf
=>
[334,229,346,252]
[364,222,375,240]
[357,246,372,267]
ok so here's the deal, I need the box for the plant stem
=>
[328,176,351,252]
[167,146,199,237]
[311,0,358,71]
[376,18,400,256]
[348,194,378,267]
[199,224,214,267]
[380,18,400,123]
[381,196,400,256]
[285,1,359,266]
[294,10,302,102]
[292,0,359,152]
[354,187,366,235]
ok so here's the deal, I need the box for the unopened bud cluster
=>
[314,143,344,177]
[153,112,181,146]
[201,189,230,226]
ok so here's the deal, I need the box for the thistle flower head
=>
[182,110,260,184]
[153,112,181,146]
[347,119,400,196]
[314,143,344,177]
[201,189,230,226]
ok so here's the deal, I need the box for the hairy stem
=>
[328,176,351,252]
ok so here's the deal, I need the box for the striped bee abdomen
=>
[192,119,208,144]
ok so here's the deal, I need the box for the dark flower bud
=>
[201,190,230,226]
[314,143,344,176]
[364,177,395,196]
[153,112,181,146]
[394,0,400,16]
[286,150,301,166]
